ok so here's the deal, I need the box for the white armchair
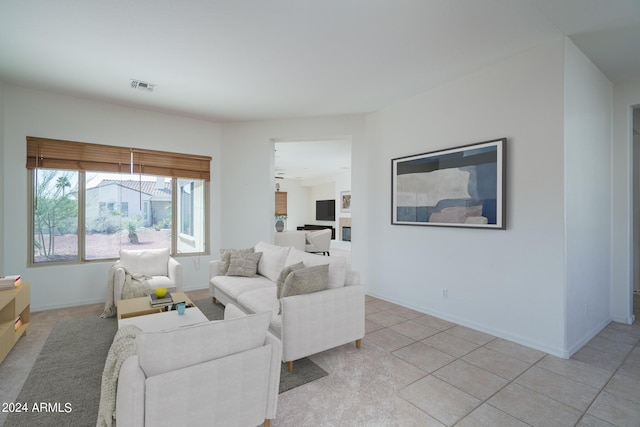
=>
[113,248,182,301]
[304,229,332,255]
[116,305,282,427]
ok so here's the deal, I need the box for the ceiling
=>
[1,1,639,180]
[275,139,351,180]
[1,0,639,124]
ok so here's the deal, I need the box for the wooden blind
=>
[275,192,287,216]
[26,136,212,181]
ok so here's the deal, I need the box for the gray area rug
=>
[6,298,327,426]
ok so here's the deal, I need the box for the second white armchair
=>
[304,229,332,256]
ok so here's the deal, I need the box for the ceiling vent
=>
[130,79,157,92]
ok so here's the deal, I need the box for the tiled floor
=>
[1,289,639,426]
[353,294,640,427]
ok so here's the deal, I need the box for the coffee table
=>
[117,293,209,332]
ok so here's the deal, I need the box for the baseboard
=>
[366,292,569,358]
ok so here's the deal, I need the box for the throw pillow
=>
[219,247,254,275]
[280,264,329,312]
[276,261,305,299]
[226,252,263,277]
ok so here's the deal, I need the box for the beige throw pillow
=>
[276,262,305,299]
[226,252,262,277]
[279,264,329,314]
[219,247,254,275]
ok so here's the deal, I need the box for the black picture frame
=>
[391,138,506,229]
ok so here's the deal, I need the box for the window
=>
[27,137,211,265]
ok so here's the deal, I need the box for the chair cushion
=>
[285,247,347,289]
[136,311,271,378]
[210,275,275,301]
[120,248,170,277]
[254,241,290,282]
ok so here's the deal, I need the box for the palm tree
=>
[56,176,71,197]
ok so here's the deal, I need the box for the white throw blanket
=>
[100,261,152,318]
[97,324,142,427]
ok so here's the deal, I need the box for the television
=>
[315,199,336,221]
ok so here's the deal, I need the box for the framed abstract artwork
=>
[341,191,351,213]
[391,138,506,229]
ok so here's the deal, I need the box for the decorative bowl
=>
[155,287,167,298]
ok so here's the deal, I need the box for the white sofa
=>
[114,248,183,301]
[116,305,281,427]
[209,241,365,371]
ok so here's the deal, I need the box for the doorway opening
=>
[271,136,352,261]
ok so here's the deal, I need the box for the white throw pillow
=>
[254,241,290,282]
[120,248,169,277]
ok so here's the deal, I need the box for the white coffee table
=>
[118,305,209,332]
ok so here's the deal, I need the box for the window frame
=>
[26,137,211,266]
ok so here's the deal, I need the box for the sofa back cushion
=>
[285,247,347,289]
[136,311,271,378]
[254,241,290,282]
[120,248,169,277]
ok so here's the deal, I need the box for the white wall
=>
[2,85,221,310]
[563,39,613,354]
[612,77,640,324]
[219,115,367,278]
[364,39,569,355]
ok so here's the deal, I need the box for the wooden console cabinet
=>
[0,282,30,364]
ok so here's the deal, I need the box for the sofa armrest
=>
[167,257,182,292]
[114,267,126,302]
[115,356,146,427]
[264,332,282,419]
[209,260,222,279]
[280,284,365,362]
[345,270,360,286]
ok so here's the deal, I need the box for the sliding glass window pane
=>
[177,178,206,254]
[85,172,171,260]
[32,169,79,263]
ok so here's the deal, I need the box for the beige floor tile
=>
[597,327,640,346]
[489,383,582,427]
[587,391,640,427]
[394,397,446,427]
[386,305,425,320]
[393,342,456,373]
[462,347,530,380]
[399,375,481,426]
[433,359,509,400]
[366,310,408,328]
[422,332,480,358]
[365,303,385,316]
[606,321,640,338]
[572,345,626,372]
[412,314,457,331]
[536,355,613,389]
[447,325,496,345]
[389,354,428,388]
[575,414,617,427]
[604,373,640,404]
[366,328,416,352]
[616,353,640,381]
[390,320,441,341]
[456,404,530,427]
[515,366,600,411]
[485,338,546,364]
[365,319,385,334]
[586,335,634,358]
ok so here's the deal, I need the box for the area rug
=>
[5,298,327,426]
